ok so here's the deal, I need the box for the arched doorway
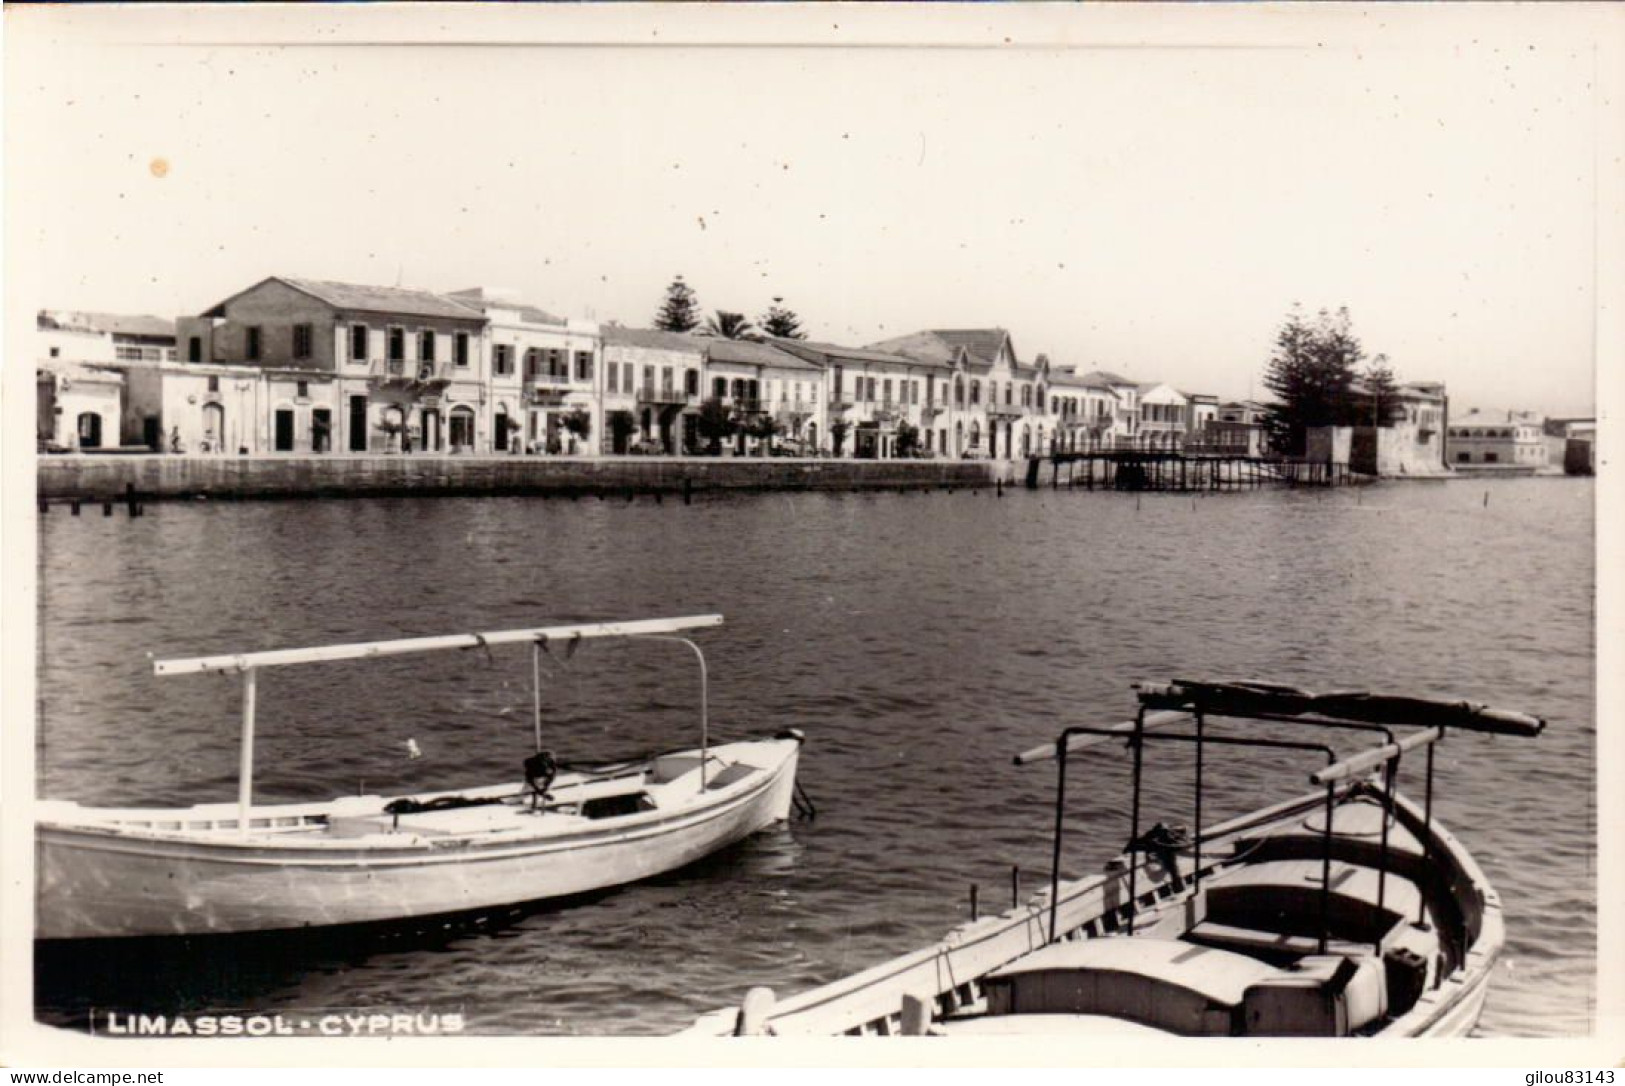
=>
[76,412,102,449]
[202,402,225,453]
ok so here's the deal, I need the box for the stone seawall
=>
[37,454,1005,502]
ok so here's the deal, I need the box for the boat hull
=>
[38,736,800,940]
[684,785,1502,1038]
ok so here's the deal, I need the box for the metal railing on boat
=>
[1012,679,1543,955]
[152,615,727,838]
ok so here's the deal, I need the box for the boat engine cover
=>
[1241,954,1385,1036]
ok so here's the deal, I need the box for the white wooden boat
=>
[686,679,1542,1039]
[36,615,805,940]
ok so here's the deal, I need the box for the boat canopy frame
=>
[1014,679,1545,950]
[151,615,728,837]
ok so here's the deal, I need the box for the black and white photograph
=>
[3,3,1619,1068]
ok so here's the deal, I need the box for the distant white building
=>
[1447,408,1547,468]
[1136,383,1189,451]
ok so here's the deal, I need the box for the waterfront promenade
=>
[36,452,1006,503]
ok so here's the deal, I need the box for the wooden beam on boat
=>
[1311,726,1442,786]
[153,615,726,676]
[1013,710,1191,765]
[1138,680,1545,737]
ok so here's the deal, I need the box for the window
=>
[293,323,313,360]
[388,327,405,362]
[833,367,844,399]
[419,330,436,363]
[1485,452,1499,463]
[296,380,309,399]
[494,344,512,376]
[575,351,593,381]
[607,361,619,393]
[188,337,202,363]
[882,379,893,404]
[867,377,877,403]
[662,366,674,394]
[525,350,540,379]
[971,380,981,405]
[49,347,60,358]
[645,366,656,394]
[246,326,262,361]
[685,369,699,396]
[208,375,220,393]
[713,376,727,399]
[455,332,470,368]
[351,325,369,362]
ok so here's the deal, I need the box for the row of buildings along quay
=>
[36,273,1585,474]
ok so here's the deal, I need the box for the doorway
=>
[274,409,295,452]
[348,396,369,452]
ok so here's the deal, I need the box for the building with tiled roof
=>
[769,336,965,458]
[180,275,490,455]
[600,327,707,454]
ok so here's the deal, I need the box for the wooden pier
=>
[1024,451,1369,492]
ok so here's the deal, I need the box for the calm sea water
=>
[33,477,1595,1036]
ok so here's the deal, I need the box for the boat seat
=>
[982,936,1280,1036]
[1184,920,1371,964]
[1202,860,1422,948]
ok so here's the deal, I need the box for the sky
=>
[6,6,1616,416]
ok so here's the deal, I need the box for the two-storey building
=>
[699,337,826,455]
[1136,383,1189,451]
[1046,370,1116,452]
[449,288,600,455]
[601,326,707,454]
[1447,409,1547,468]
[179,277,490,454]
[772,337,951,459]
[1064,371,1141,448]
[867,328,1050,459]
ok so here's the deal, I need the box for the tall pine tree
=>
[1262,305,1367,455]
[653,275,700,333]
[759,297,805,339]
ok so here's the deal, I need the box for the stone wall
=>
[38,454,1001,502]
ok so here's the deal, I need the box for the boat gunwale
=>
[686,783,1497,1038]
[37,739,801,864]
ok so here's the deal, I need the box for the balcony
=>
[828,393,854,411]
[529,373,577,389]
[774,400,815,422]
[987,402,1025,419]
[373,359,449,389]
[730,398,763,416]
[920,402,944,419]
[638,384,693,406]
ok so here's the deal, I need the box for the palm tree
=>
[704,310,754,340]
